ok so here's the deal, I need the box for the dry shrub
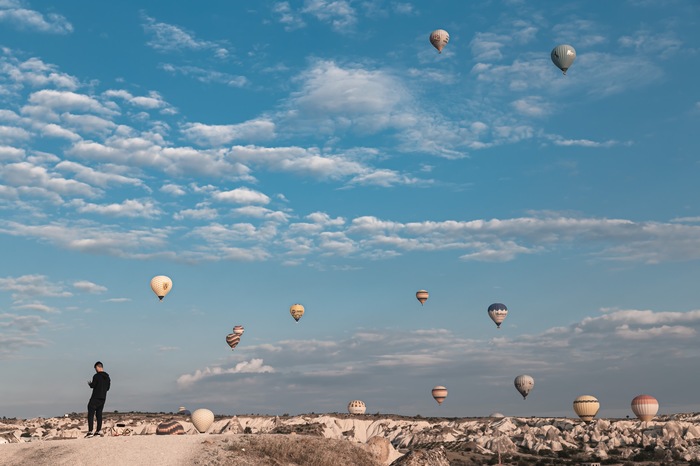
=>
[224,434,382,466]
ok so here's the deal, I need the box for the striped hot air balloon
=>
[226,325,245,350]
[551,44,576,75]
[631,394,659,422]
[156,420,185,435]
[416,290,429,305]
[432,385,448,405]
[573,395,600,422]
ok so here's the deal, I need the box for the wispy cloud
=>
[158,64,248,87]
[0,274,72,302]
[141,14,230,58]
[73,280,107,294]
[177,358,275,386]
[0,0,72,34]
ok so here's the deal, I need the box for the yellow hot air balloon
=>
[573,395,599,422]
[429,29,449,53]
[416,290,429,306]
[290,303,305,322]
[432,385,448,405]
[150,275,172,301]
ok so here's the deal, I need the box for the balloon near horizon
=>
[514,375,535,400]
[573,395,600,423]
[347,400,367,415]
[631,394,659,422]
[487,303,508,328]
[191,408,214,433]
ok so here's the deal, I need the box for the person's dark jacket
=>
[89,371,111,400]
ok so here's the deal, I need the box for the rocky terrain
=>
[3,411,700,464]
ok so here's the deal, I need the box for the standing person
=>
[86,361,111,438]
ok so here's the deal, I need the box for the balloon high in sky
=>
[429,29,449,53]
[551,44,577,75]
[150,276,172,301]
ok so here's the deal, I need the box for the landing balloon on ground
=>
[290,303,305,322]
[488,303,508,328]
[573,395,599,422]
[429,29,449,53]
[514,374,534,399]
[432,385,448,405]
[416,290,429,305]
[226,325,245,350]
[150,275,172,301]
[551,44,576,75]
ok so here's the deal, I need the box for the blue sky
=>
[1,0,699,419]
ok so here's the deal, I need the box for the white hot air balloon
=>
[150,275,172,301]
[631,395,659,422]
[290,303,305,322]
[514,374,534,399]
[191,408,214,433]
[573,395,600,423]
[347,400,367,414]
[551,44,576,75]
[429,29,449,53]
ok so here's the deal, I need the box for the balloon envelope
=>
[631,394,659,422]
[488,303,508,328]
[551,44,576,75]
[290,304,305,322]
[191,408,214,433]
[226,326,244,350]
[156,420,185,435]
[429,29,449,53]
[573,395,599,422]
[416,290,429,305]
[514,374,535,399]
[150,275,172,300]
[432,385,448,405]
[348,400,366,414]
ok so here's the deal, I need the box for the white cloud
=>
[173,207,218,221]
[0,274,72,301]
[27,89,117,116]
[54,161,144,188]
[181,120,276,146]
[70,198,162,218]
[302,0,356,32]
[72,280,107,294]
[212,187,271,205]
[0,161,100,198]
[0,1,72,34]
[0,145,25,161]
[177,358,275,386]
[272,2,306,31]
[12,302,58,313]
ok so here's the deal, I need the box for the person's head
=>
[94,361,103,372]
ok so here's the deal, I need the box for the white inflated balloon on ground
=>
[191,408,214,433]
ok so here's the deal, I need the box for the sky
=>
[0,0,699,420]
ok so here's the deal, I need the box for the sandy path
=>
[0,433,233,466]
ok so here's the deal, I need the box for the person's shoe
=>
[85,431,94,438]
[93,431,103,437]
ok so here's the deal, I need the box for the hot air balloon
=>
[631,395,659,422]
[429,29,449,53]
[150,275,172,301]
[514,374,534,399]
[488,303,508,328]
[348,400,366,414]
[225,325,245,350]
[416,290,429,306]
[191,408,214,433]
[573,395,599,422]
[290,303,305,322]
[156,420,185,435]
[432,385,448,405]
[551,44,576,75]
